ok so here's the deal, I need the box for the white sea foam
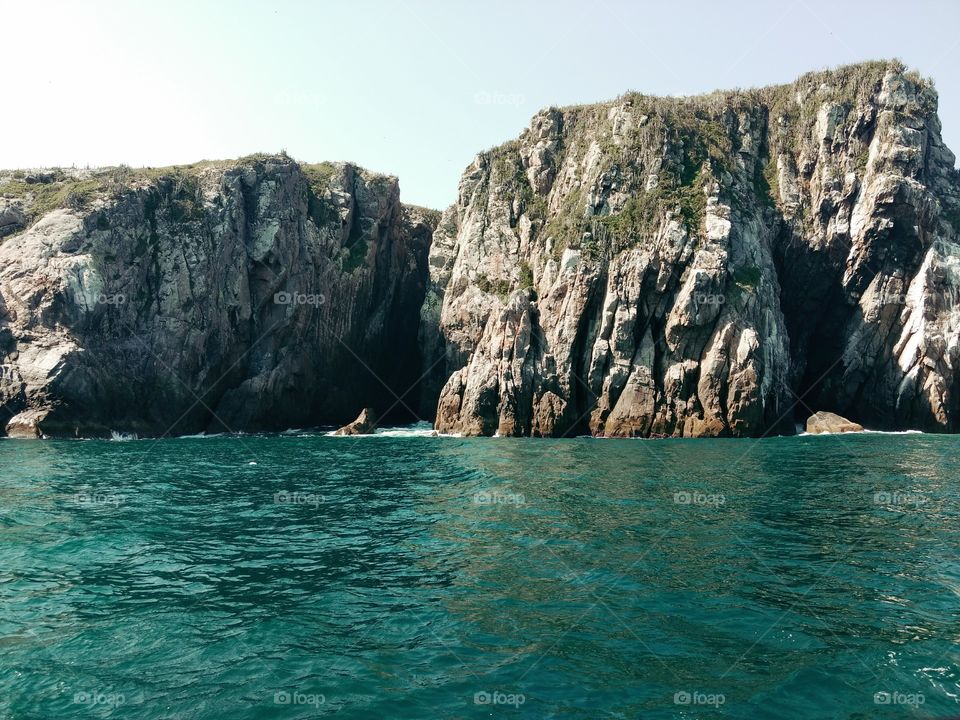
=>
[798,429,924,437]
[325,421,451,438]
[375,422,442,437]
[862,429,924,435]
[109,431,139,441]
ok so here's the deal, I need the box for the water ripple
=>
[0,432,958,718]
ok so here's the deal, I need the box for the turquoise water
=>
[1,431,959,719]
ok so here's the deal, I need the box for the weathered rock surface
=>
[4,408,46,438]
[334,407,376,435]
[0,199,26,239]
[806,411,864,434]
[424,61,960,437]
[0,156,435,437]
[4,61,960,440]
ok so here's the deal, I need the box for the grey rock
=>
[0,156,434,437]
[5,409,47,438]
[424,61,960,437]
[0,199,27,238]
[5,61,960,441]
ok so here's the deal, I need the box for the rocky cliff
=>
[4,61,959,439]
[424,60,960,437]
[0,156,435,437]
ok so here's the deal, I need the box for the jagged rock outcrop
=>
[4,62,959,440]
[806,411,864,434]
[334,407,376,435]
[424,61,960,437]
[0,199,26,239]
[0,156,435,437]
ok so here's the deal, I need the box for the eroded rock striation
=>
[423,60,960,437]
[4,61,960,439]
[0,156,435,437]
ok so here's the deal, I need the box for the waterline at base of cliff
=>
[3,421,935,442]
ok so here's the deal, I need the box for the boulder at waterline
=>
[806,411,865,434]
[335,408,377,435]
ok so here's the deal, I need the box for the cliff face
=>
[424,61,960,437]
[0,156,434,437]
[4,62,959,439]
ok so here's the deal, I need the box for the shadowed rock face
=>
[423,61,960,437]
[0,157,434,437]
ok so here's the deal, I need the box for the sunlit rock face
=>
[3,62,960,440]
[423,61,960,436]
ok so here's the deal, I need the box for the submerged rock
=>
[806,411,865,434]
[335,408,377,435]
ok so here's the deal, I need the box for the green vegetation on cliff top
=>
[0,155,422,228]
[472,59,941,263]
[0,154,289,221]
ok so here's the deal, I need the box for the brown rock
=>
[5,409,47,438]
[334,408,376,435]
[806,412,864,435]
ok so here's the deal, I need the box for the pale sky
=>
[3,0,959,209]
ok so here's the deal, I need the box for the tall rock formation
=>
[0,156,435,437]
[4,61,959,440]
[424,61,960,437]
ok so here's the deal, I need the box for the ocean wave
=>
[862,429,924,435]
[109,431,139,441]
[325,421,450,438]
[798,429,924,436]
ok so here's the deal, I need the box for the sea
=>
[1,427,958,718]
